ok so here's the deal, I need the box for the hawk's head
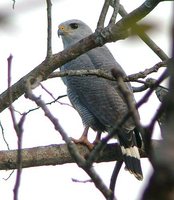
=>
[58,19,93,48]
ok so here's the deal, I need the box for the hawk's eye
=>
[69,23,78,29]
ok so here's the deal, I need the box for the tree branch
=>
[109,0,120,25]
[25,84,115,199]
[7,54,26,200]
[46,0,52,58]
[97,0,110,28]
[0,0,162,113]
[48,60,167,82]
[0,142,149,171]
[143,10,174,198]
[118,4,169,61]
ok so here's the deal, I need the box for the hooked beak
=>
[58,29,63,37]
[58,25,67,37]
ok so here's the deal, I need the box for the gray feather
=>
[58,19,143,180]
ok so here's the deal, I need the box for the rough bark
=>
[0,142,148,171]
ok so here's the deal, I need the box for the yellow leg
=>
[71,127,94,150]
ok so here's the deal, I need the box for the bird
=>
[58,19,143,180]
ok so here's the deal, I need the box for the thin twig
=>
[132,85,149,93]
[0,120,10,150]
[12,0,15,9]
[13,114,26,200]
[7,55,19,134]
[109,161,123,199]
[109,0,120,25]
[72,178,92,183]
[97,0,110,28]
[26,90,70,142]
[46,0,52,58]
[3,170,15,181]
[40,83,56,100]
[23,94,69,115]
[126,60,168,82]
[145,104,164,156]
[7,55,25,200]
[86,167,116,200]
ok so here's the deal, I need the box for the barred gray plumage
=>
[58,19,143,180]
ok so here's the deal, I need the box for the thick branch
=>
[0,143,148,171]
[0,0,161,113]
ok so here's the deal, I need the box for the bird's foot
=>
[71,135,94,150]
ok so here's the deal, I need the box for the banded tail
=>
[118,129,143,180]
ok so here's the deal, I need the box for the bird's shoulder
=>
[61,45,124,72]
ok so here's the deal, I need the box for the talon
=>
[71,136,94,150]
[71,127,94,150]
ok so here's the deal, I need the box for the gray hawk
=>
[58,19,143,180]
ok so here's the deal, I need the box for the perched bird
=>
[58,19,143,180]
